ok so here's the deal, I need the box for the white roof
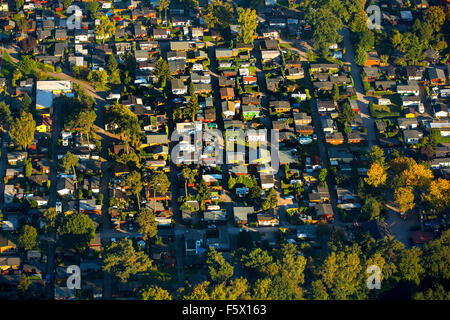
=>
[36,80,72,91]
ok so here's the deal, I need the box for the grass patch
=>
[438,136,450,143]
[369,103,401,118]
[0,51,16,78]
[280,42,293,49]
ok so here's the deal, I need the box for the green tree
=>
[319,246,362,299]
[182,167,198,197]
[10,111,36,150]
[15,0,25,10]
[107,54,118,73]
[21,93,32,113]
[413,19,434,48]
[18,55,36,75]
[203,0,234,30]
[96,69,108,87]
[110,69,121,85]
[398,247,424,286]
[108,103,142,152]
[252,278,271,300]
[158,0,171,25]
[425,6,445,32]
[136,208,158,240]
[63,0,72,9]
[61,152,79,188]
[361,196,381,220]
[307,7,343,56]
[122,171,143,210]
[12,70,22,87]
[332,83,340,101]
[154,58,171,88]
[414,284,450,300]
[73,110,97,149]
[318,168,328,186]
[0,102,11,130]
[183,281,210,300]
[368,145,385,167]
[102,238,152,282]
[184,82,200,121]
[15,16,30,33]
[140,285,172,300]
[309,280,329,300]
[85,1,100,19]
[237,8,258,45]
[196,179,211,210]
[276,243,307,286]
[58,212,96,252]
[262,188,277,211]
[17,274,31,297]
[43,208,59,234]
[205,247,234,283]
[146,171,170,212]
[422,230,450,281]
[356,31,375,51]
[211,277,250,300]
[349,10,368,33]
[18,225,38,250]
[355,46,368,66]
[249,186,262,199]
[338,102,355,125]
[267,275,302,300]
[95,16,116,43]
[240,248,273,275]
[24,158,32,177]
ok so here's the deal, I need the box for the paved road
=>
[0,132,9,210]
[303,63,340,222]
[340,28,377,149]
[45,82,64,300]
[95,94,114,299]
[2,45,19,63]
[160,39,185,286]
[208,42,238,250]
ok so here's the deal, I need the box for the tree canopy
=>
[57,212,96,252]
[10,111,36,150]
[103,238,152,282]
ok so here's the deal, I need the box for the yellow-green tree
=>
[10,111,36,150]
[365,163,387,188]
[203,0,234,30]
[140,285,172,300]
[394,186,415,213]
[424,6,445,32]
[95,16,116,43]
[402,163,433,189]
[422,178,450,213]
[237,8,258,45]
[319,246,362,299]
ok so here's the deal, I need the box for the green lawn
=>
[369,103,402,118]
[0,51,16,78]
[438,136,450,143]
